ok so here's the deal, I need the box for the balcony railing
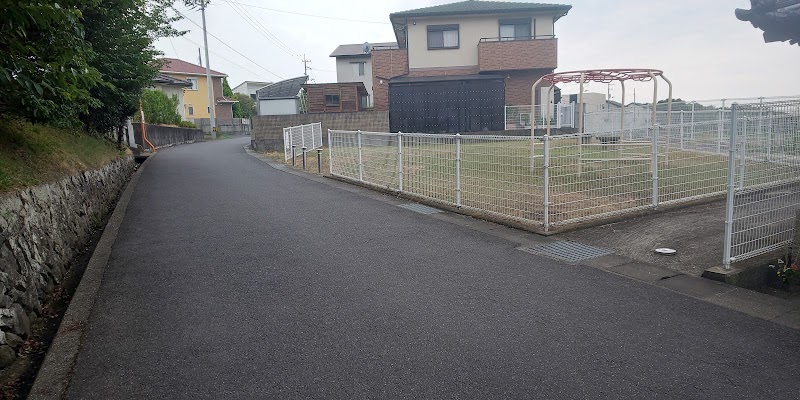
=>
[478,36,558,72]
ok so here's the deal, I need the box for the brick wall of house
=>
[504,70,551,106]
[371,49,408,111]
[251,110,389,151]
[216,103,233,119]
[478,39,558,72]
[407,66,480,77]
[304,84,363,113]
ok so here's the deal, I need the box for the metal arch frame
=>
[530,68,673,138]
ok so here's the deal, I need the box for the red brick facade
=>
[478,38,558,72]
[371,49,408,111]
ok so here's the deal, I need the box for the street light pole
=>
[200,0,216,139]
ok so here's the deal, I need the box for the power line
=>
[222,0,303,60]
[174,8,284,80]
[228,1,390,25]
[177,35,266,79]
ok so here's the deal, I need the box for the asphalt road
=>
[68,138,800,399]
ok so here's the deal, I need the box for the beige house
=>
[373,1,571,110]
[151,73,193,120]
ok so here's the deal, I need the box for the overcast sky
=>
[156,0,800,102]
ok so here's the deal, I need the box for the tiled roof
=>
[152,73,193,87]
[160,58,226,77]
[216,96,238,103]
[329,42,399,57]
[390,1,572,19]
[256,76,309,100]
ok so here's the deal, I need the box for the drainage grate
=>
[518,241,614,263]
[398,203,443,215]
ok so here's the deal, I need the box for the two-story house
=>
[372,0,571,133]
[329,42,398,108]
[159,58,237,122]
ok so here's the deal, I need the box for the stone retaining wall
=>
[0,156,135,367]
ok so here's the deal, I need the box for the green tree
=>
[222,77,234,97]
[79,0,182,134]
[232,93,256,118]
[140,89,181,125]
[0,1,101,123]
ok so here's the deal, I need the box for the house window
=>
[351,62,366,77]
[186,78,198,90]
[325,94,340,107]
[188,105,194,116]
[499,19,532,40]
[360,95,369,109]
[427,24,459,49]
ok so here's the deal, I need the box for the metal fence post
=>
[302,146,307,170]
[690,102,695,141]
[543,135,551,232]
[291,145,296,167]
[717,99,725,154]
[738,119,746,188]
[327,129,333,175]
[317,148,322,173]
[651,125,659,208]
[357,130,363,181]
[455,133,461,207]
[397,132,403,192]
[723,103,739,269]
[679,110,685,150]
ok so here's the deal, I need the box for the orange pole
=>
[139,98,156,153]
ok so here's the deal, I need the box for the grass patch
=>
[0,119,124,193]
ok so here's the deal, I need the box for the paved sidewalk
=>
[67,138,800,399]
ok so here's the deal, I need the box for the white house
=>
[151,73,193,120]
[255,76,309,116]
[329,42,397,108]
[233,81,272,100]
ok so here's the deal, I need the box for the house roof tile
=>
[329,42,399,57]
[159,58,227,77]
[256,76,309,100]
[390,0,572,19]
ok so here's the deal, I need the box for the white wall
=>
[259,98,299,116]
[406,13,557,70]
[335,55,373,107]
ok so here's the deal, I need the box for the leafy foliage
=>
[232,94,256,118]
[222,77,234,97]
[140,89,181,125]
[0,0,183,132]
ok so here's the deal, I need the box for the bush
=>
[140,89,182,125]
[178,121,196,128]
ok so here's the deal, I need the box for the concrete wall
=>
[336,55,374,107]
[406,13,557,70]
[259,98,299,116]
[251,110,389,151]
[0,157,135,366]
[132,124,204,148]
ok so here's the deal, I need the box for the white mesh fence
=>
[505,103,575,130]
[724,100,800,267]
[283,122,322,160]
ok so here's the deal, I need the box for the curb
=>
[27,155,152,399]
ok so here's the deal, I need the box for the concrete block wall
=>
[251,111,389,152]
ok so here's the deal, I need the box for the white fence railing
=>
[505,103,575,130]
[724,100,800,267]
[283,122,322,160]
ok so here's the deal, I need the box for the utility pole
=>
[302,54,311,76]
[201,0,216,139]
[198,48,202,65]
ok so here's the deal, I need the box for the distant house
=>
[302,82,370,113]
[233,81,272,101]
[370,0,571,132]
[256,76,309,116]
[159,58,238,121]
[151,73,193,120]
[329,42,397,108]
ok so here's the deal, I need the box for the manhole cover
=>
[518,242,613,263]
[398,203,442,214]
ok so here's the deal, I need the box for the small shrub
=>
[775,248,799,285]
[178,121,196,129]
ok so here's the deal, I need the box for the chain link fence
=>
[283,122,322,160]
